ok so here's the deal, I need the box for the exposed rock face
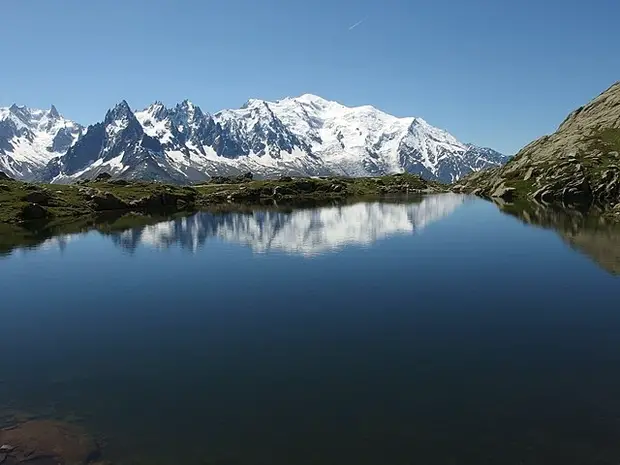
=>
[0,171,13,181]
[90,192,129,211]
[454,82,620,209]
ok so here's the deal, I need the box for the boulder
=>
[91,192,128,211]
[94,172,112,181]
[20,203,49,220]
[292,180,316,192]
[0,184,11,192]
[22,190,52,206]
[139,191,196,209]
[108,179,130,186]
[490,184,516,201]
[278,175,293,182]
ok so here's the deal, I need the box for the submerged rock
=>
[0,420,101,465]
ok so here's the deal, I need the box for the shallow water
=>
[1,194,620,465]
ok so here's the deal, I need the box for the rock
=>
[0,420,100,465]
[108,179,130,186]
[0,184,10,192]
[331,183,344,193]
[94,172,112,181]
[20,204,48,220]
[0,445,14,452]
[278,175,293,182]
[91,192,128,210]
[77,187,97,197]
[490,184,515,201]
[456,82,620,212]
[22,190,52,206]
[0,172,13,181]
[139,190,196,209]
[128,199,145,208]
[210,172,254,184]
[292,180,316,192]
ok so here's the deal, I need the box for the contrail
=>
[348,18,366,30]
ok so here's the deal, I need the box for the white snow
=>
[135,193,468,255]
[2,96,506,183]
[0,105,82,179]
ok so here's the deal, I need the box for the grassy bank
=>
[0,173,446,225]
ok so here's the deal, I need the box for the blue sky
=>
[1,0,618,155]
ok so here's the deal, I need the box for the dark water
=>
[1,194,620,465]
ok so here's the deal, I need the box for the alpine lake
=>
[1,193,620,465]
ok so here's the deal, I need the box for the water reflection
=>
[496,200,620,275]
[109,194,468,255]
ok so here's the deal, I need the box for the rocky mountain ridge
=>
[1,95,507,184]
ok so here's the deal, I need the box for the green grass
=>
[0,173,446,229]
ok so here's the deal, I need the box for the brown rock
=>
[0,420,100,465]
[91,192,128,211]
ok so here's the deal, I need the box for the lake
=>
[1,194,620,465]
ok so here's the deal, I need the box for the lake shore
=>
[0,173,446,225]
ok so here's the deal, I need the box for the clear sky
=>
[1,0,618,155]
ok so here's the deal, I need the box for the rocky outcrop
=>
[94,172,112,181]
[90,191,129,211]
[20,203,49,220]
[454,82,620,209]
[22,189,53,206]
[0,171,13,181]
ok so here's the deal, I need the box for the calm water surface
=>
[1,194,620,465]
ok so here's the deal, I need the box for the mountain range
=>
[1,95,507,184]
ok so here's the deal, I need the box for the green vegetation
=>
[0,172,447,255]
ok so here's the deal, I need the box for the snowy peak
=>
[104,100,134,125]
[1,94,506,184]
[49,104,60,119]
[0,103,82,180]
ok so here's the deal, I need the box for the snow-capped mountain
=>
[2,95,507,183]
[0,104,82,180]
[106,194,469,255]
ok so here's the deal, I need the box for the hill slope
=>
[454,82,620,208]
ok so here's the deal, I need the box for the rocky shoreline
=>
[453,82,620,219]
[0,172,447,226]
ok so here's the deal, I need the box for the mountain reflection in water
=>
[108,194,468,255]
